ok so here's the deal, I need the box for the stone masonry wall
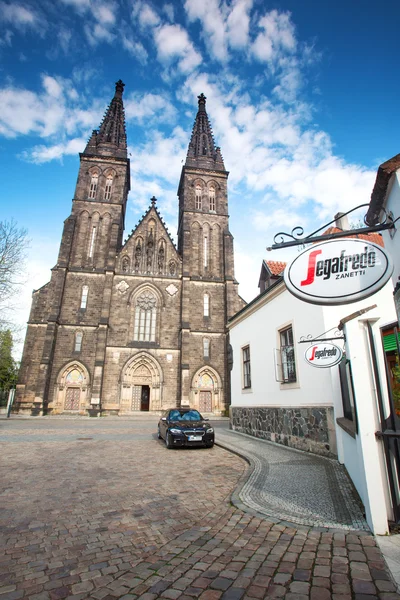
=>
[230,406,337,458]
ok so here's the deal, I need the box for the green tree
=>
[0,329,18,391]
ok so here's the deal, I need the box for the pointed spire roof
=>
[185,93,225,171]
[83,79,127,159]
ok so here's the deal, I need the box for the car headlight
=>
[207,428,214,433]
[169,428,182,434]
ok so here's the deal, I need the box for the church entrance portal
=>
[199,390,212,413]
[121,353,163,413]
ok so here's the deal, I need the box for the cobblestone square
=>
[0,418,398,599]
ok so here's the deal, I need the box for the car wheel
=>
[206,442,214,448]
[165,432,173,449]
[157,427,162,439]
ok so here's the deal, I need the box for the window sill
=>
[336,417,356,439]
[241,387,252,394]
[279,380,300,390]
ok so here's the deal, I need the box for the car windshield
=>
[169,410,202,421]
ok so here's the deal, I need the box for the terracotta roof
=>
[366,153,400,225]
[266,260,286,276]
[322,226,384,247]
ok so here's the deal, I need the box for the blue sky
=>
[1,0,400,354]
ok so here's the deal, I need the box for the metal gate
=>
[368,322,400,524]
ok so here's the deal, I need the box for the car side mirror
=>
[161,417,167,421]
[203,417,209,421]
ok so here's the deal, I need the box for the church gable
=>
[118,198,181,278]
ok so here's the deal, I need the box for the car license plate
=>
[188,435,202,441]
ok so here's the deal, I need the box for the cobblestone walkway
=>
[0,419,398,599]
[215,429,369,531]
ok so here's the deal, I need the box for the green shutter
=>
[383,333,400,352]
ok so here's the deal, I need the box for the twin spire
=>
[84,82,225,171]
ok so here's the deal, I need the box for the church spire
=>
[83,79,127,159]
[185,93,225,171]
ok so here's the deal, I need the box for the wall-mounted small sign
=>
[304,343,343,368]
[284,239,393,305]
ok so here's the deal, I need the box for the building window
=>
[134,290,157,342]
[242,346,251,389]
[74,332,83,352]
[88,226,96,258]
[204,236,208,268]
[280,326,296,383]
[195,185,202,210]
[203,293,209,317]
[80,285,88,309]
[104,176,113,200]
[89,173,98,199]
[339,357,358,431]
[209,187,215,211]
[203,338,210,358]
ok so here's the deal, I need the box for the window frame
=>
[195,185,202,210]
[203,337,210,359]
[133,289,158,343]
[203,293,210,318]
[279,325,297,384]
[209,186,216,211]
[88,173,98,199]
[104,176,113,201]
[242,345,251,390]
[80,285,89,310]
[74,331,83,353]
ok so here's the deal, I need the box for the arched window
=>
[88,226,96,258]
[195,185,202,210]
[203,338,210,358]
[203,293,210,317]
[209,186,216,211]
[80,285,88,309]
[74,332,83,352]
[104,176,113,200]
[89,173,98,199]
[134,290,157,342]
[204,236,208,268]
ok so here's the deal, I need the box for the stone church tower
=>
[15,81,245,416]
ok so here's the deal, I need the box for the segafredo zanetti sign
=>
[284,239,393,305]
[304,343,343,368]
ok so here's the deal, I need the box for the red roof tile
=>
[322,227,384,247]
[266,260,286,276]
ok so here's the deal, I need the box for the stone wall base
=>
[230,405,337,458]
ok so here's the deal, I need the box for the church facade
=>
[15,81,245,416]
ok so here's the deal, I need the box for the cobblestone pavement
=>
[214,429,369,530]
[0,417,399,600]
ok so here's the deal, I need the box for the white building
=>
[228,233,398,533]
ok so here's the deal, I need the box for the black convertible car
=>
[158,408,215,449]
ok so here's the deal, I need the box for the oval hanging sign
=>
[304,343,343,368]
[284,239,393,305]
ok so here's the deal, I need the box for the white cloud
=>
[185,0,228,61]
[226,0,252,49]
[0,2,39,30]
[20,137,87,164]
[154,24,202,74]
[121,34,148,63]
[124,92,177,123]
[138,3,160,28]
[252,9,296,62]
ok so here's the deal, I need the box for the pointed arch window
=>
[104,175,113,201]
[209,186,216,211]
[203,293,210,317]
[134,290,157,342]
[89,173,98,199]
[204,236,208,268]
[74,332,83,353]
[80,285,89,309]
[195,185,202,210]
[88,226,96,258]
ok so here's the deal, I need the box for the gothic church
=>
[15,80,245,416]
